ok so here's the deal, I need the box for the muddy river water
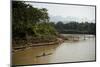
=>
[12,34,96,65]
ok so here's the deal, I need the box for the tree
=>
[12,1,50,39]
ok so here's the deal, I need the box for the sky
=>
[26,2,95,23]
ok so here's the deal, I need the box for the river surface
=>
[12,34,96,65]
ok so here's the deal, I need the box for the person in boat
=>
[43,52,46,56]
[36,52,53,57]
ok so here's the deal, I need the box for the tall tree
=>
[12,1,50,39]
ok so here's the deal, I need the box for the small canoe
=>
[36,53,52,57]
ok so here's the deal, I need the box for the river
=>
[12,34,96,65]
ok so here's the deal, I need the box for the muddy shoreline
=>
[12,38,64,53]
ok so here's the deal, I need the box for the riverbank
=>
[12,34,82,53]
[12,38,64,53]
[12,34,92,53]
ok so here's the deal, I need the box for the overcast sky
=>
[26,2,95,23]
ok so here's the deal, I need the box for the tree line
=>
[12,1,96,47]
[50,21,96,35]
[12,1,57,44]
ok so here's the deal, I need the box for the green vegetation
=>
[52,21,96,35]
[12,1,57,47]
[12,1,96,48]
